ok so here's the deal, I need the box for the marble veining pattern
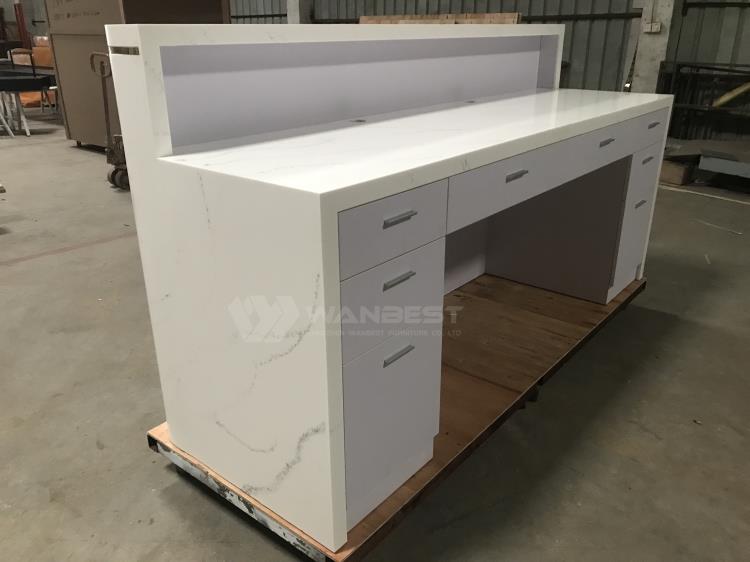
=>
[212,273,324,489]
[242,422,327,496]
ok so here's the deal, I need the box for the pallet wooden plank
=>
[457,275,613,329]
[147,276,646,561]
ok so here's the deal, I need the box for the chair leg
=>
[0,107,14,137]
[50,87,59,114]
[10,93,20,130]
[0,93,9,122]
[0,94,14,137]
[13,93,30,136]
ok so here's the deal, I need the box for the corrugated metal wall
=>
[660,1,750,140]
[229,0,641,91]
[310,0,640,90]
[0,0,48,37]
[667,0,750,64]
[230,0,288,23]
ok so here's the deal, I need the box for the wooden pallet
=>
[147,275,646,562]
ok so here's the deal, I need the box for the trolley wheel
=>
[116,169,130,190]
[108,168,130,190]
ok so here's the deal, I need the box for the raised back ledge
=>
[105,22,566,48]
[105,24,565,154]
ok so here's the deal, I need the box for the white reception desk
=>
[107,23,672,556]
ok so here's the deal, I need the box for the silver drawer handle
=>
[383,270,416,292]
[599,137,616,148]
[635,199,648,209]
[383,344,415,368]
[505,169,529,183]
[648,121,660,129]
[383,210,418,229]
[642,156,654,165]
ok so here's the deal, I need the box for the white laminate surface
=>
[164,88,671,197]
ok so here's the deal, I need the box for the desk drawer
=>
[340,237,445,364]
[630,142,662,201]
[448,143,559,233]
[446,115,660,233]
[344,332,442,528]
[627,108,669,150]
[339,179,448,280]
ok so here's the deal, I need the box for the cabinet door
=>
[609,143,662,298]
[343,332,442,529]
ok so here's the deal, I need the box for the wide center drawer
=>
[447,108,669,233]
[340,237,445,364]
[338,179,448,280]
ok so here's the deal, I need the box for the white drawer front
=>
[609,142,661,298]
[338,179,448,280]
[344,332,442,528]
[580,117,639,171]
[627,108,669,150]
[340,237,445,364]
[447,121,634,233]
[447,147,552,233]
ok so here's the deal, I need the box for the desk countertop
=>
[164,88,672,196]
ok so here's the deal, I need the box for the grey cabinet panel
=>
[340,237,445,364]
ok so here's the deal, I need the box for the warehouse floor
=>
[2,116,749,562]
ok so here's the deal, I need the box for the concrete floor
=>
[1,115,749,562]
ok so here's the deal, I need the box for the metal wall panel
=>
[310,0,639,90]
[661,1,750,140]
[230,0,288,23]
[0,0,48,37]
[667,0,750,65]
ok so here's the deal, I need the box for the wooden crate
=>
[147,275,645,562]
[359,12,521,24]
[660,160,695,186]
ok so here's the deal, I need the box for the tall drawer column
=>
[337,180,448,529]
